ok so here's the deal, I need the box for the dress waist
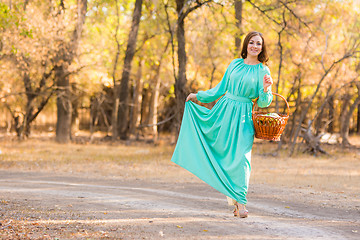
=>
[225,92,252,103]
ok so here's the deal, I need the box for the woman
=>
[171,31,273,218]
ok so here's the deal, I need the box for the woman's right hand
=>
[186,93,197,102]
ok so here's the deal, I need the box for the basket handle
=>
[252,92,290,118]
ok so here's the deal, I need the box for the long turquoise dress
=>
[171,58,273,205]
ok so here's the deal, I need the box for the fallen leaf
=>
[176,225,183,228]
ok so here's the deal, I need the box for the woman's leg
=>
[226,196,237,205]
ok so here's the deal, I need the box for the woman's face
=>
[247,35,263,57]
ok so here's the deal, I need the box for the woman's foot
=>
[233,202,248,218]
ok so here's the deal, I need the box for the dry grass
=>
[0,134,360,197]
[0,136,184,182]
[251,139,360,197]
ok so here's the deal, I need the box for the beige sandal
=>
[233,202,248,218]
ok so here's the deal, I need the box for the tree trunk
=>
[12,71,54,139]
[301,127,327,156]
[172,0,209,136]
[339,93,351,144]
[12,71,37,139]
[309,85,333,135]
[357,103,360,133]
[234,0,243,57]
[129,59,143,135]
[14,115,24,139]
[112,87,120,140]
[89,96,96,141]
[327,95,335,133]
[55,65,72,143]
[141,87,151,129]
[175,0,188,134]
[117,0,143,140]
[276,27,285,112]
[315,96,325,135]
[71,83,80,134]
[287,72,302,142]
[111,0,122,140]
[55,0,87,143]
[24,116,31,138]
[275,22,286,151]
[148,66,161,142]
[340,84,360,146]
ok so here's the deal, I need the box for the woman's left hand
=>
[263,74,273,92]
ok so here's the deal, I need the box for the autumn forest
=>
[1,0,359,155]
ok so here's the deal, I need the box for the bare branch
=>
[246,0,282,26]
[113,0,122,86]
[178,0,213,24]
[3,101,17,120]
[320,28,329,72]
[28,90,56,123]
[279,0,311,30]
[164,2,177,83]
[135,33,158,54]
[35,66,56,95]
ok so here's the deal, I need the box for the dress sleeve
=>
[196,60,235,103]
[257,66,273,108]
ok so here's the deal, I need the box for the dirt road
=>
[0,171,359,239]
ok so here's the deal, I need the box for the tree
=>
[111,0,123,140]
[174,0,212,133]
[340,82,360,146]
[55,0,88,143]
[116,0,143,140]
[0,2,57,138]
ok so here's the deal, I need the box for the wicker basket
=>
[252,93,290,141]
